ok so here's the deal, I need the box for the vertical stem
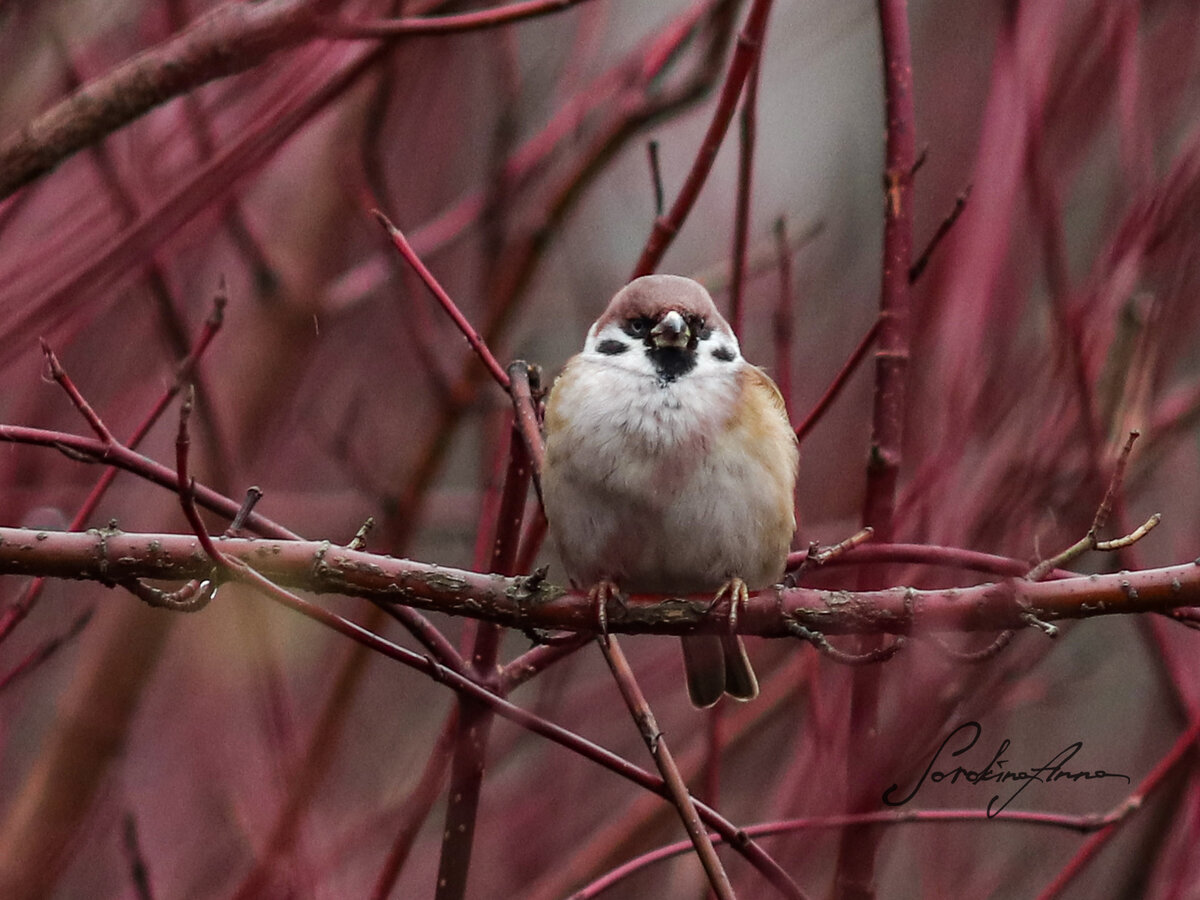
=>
[632,0,774,279]
[434,425,531,900]
[773,216,795,418]
[729,55,761,338]
[835,2,915,899]
[862,0,915,540]
[598,635,736,900]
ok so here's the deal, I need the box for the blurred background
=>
[1,0,1199,897]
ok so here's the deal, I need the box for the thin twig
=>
[174,386,225,565]
[632,0,776,277]
[120,578,214,613]
[772,216,796,417]
[1037,711,1200,899]
[318,0,601,38]
[923,630,1014,663]
[1026,431,1150,580]
[598,635,737,900]
[794,319,880,444]
[370,709,460,900]
[123,813,155,900]
[647,140,665,218]
[374,210,511,391]
[0,608,94,693]
[784,623,904,665]
[908,186,970,283]
[729,53,762,339]
[40,339,115,443]
[216,559,806,899]
[0,288,226,646]
[227,486,264,535]
[507,360,545,493]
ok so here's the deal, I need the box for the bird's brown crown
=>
[593,275,731,334]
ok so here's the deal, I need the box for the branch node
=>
[347,516,375,551]
[783,619,905,664]
[1020,611,1059,638]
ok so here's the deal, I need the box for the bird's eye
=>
[625,317,652,338]
[698,324,712,341]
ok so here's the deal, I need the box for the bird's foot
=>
[587,578,623,635]
[709,577,749,633]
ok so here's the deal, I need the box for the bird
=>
[541,274,798,707]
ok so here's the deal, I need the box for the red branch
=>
[374,210,511,392]
[631,0,774,278]
[318,0,600,37]
[0,527,1191,636]
[0,0,319,200]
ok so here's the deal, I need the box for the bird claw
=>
[587,578,622,635]
[709,577,749,633]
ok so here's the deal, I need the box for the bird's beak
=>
[650,310,690,349]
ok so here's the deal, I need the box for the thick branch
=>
[1,527,1194,636]
[0,0,319,200]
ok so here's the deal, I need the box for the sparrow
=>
[541,274,798,707]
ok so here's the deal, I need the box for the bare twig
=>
[1038,712,1200,899]
[923,629,1014,663]
[347,517,375,551]
[908,186,970,283]
[772,216,796,417]
[0,0,320,200]
[507,360,545,494]
[647,140,665,218]
[122,813,155,900]
[1026,431,1152,580]
[0,288,226,646]
[374,210,511,391]
[317,0,601,38]
[729,53,762,338]
[227,487,264,536]
[784,623,904,665]
[795,319,880,443]
[0,608,93,693]
[120,578,215,613]
[632,0,775,277]
[4,527,1199,635]
[598,635,738,900]
[40,339,115,443]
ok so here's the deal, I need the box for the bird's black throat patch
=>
[647,346,696,383]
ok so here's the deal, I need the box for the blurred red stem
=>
[435,426,531,900]
[794,319,879,444]
[318,0,600,37]
[773,216,795,417]
[370,708,460,899]
[839,0,916,895]
[729,54,761,338]
[598,635,737,900]
[632,0,774,278]
[375,210,511,391]
[219,561,804,898]
[0,608,93,694]
[0,0,320,201]
[1037,711,1200,900]
[0,293,224,645]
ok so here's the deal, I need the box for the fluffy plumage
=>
[542,275,798,707]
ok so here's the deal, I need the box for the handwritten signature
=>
[882,721,1130,817]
